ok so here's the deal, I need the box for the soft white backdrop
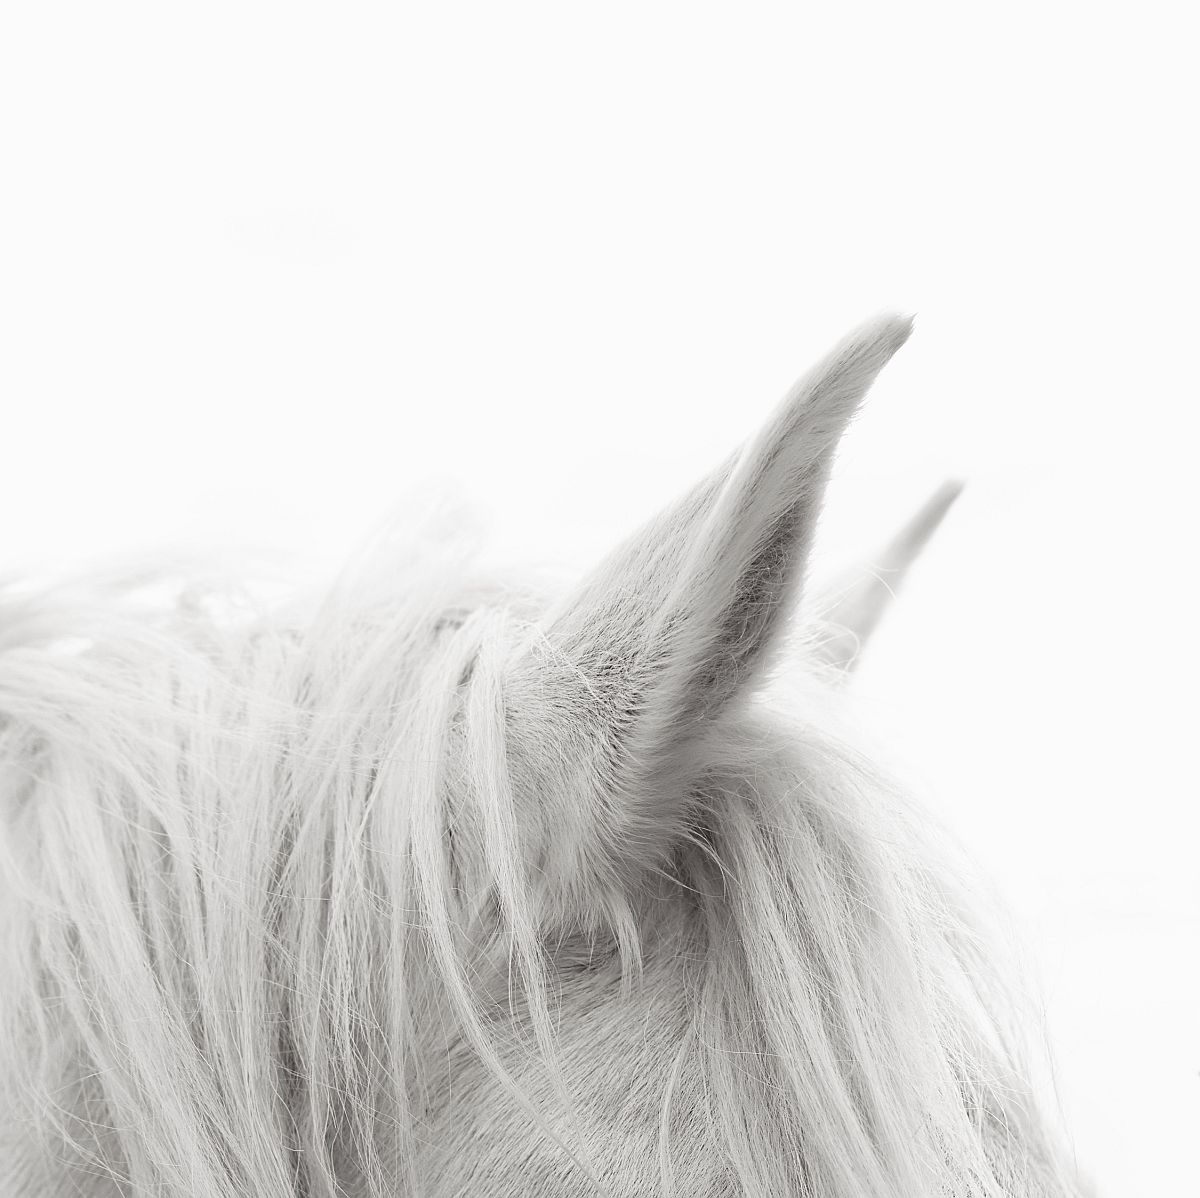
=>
[2,4,1196,1193]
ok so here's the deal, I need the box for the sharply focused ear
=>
[812,481,963,673]
[507,315,913,903]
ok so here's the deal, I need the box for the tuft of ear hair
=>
[506,314,913,912]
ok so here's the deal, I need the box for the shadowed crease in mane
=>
[0,317,1086,1196]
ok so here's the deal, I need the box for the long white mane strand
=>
[0,318,1086,1197]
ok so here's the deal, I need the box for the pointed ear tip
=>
[917,479,965,529]
[880,311,916,349]
[936,477,966,504]
[842,311,915,368]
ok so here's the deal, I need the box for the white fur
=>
[815,479,964,672]
[0,318,1086,1196]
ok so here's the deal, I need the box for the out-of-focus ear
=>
[506,315,914,907]
[812,481,962,673]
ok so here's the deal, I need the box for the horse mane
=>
[0,318,1084,1196]
[0,546,1077,1197]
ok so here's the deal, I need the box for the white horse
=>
[0,316,1087,1196]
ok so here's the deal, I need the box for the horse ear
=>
[812,480,963,673]
[507,315,913,906]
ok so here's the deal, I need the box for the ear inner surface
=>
[508,314,914,902]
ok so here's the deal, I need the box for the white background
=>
[2,4,1196,1193]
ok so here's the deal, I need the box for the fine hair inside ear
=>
[505,314,914,910]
